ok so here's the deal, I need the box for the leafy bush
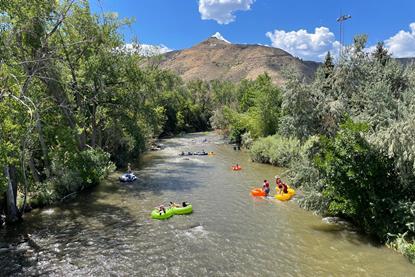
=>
[250,135,301,167]
[388,233,415,264]
[27,181,58,207]
[50,148,115,198]
[241,132,253,149]
[77,148,115,185]
[315,120,415,241]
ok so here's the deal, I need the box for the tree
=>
[323,51,334,79]
[372,41,391,66]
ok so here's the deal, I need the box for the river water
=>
[1,132,414,276]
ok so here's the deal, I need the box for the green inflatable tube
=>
[151,208,174,220]
[172,204,193,215]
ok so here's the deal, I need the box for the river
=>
[1,132,414,276]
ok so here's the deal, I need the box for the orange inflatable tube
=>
[251,188,266,197]
[232,166,242,171]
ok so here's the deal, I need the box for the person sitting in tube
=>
[169,202,180,208]
[157,205,166,215]
[182,202,189,207]
[275,176,288,194]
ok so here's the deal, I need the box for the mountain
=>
[397,57,415,66]
[156,33,320,84]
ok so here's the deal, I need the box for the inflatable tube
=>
[287,188,296,195]
[232,166,242,171]
[172,204,193,215]
[251,188,266,197]
[119,173,137,182]
[151,208,174,220]
[275,187,296,201]
[208,152,215,156]
[179,152,193,156]
[275,193,293,201]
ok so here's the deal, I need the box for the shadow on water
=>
[309,223,383,247]
[0,178,139,276]
[120,156,213,198]
[0,138,214,274]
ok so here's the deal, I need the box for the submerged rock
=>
[322,217,357,231]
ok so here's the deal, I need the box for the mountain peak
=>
[157,35,320,85]
[211,32,231,44]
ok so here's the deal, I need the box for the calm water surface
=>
[1,132,414,276]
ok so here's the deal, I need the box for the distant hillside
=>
[397,57,415,66]
[152,34,414,84]
[156,34,320,84]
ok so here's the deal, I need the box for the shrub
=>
[50,147,115,198]
[388,233,415,264]
[241,132,253,149]
[315,120,415,241]
[250,135,301,167]
[27,181,59,207]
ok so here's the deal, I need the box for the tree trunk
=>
[40,64,84,150]
[35,111,50,178]
[4,166,19,223]
[28,156,40,183]
[91,102,97,147]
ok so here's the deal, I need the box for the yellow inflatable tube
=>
[275,186,296,201]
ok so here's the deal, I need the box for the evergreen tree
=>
[372,41,391,66]
[323,51,334,79]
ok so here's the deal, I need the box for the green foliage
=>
[388,232,415,264]
[315,120,415,240]
[0,1,216,214]
[250,135,301,167]
[279,70,319,139]
[50,148,115,196]
[26,182,58,207]
[212,73,282,141]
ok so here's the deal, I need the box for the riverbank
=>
[246,131,415,264]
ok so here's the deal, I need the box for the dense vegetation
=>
[0,0,227,224]
[216,38,415,260]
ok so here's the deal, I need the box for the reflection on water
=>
[1,132,414,276]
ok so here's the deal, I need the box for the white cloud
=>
[120,43,172,56]
[139,44,172,56]
[266,27,341,61]
[199,0,255,25]
[385,22,415,58]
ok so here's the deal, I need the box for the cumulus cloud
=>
[385,22,415,58]
[199,0,255,24]
[120,43,172,56]
[138,44,172,56]
[266,27,341,61]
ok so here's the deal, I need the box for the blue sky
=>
[91,0,415,61]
